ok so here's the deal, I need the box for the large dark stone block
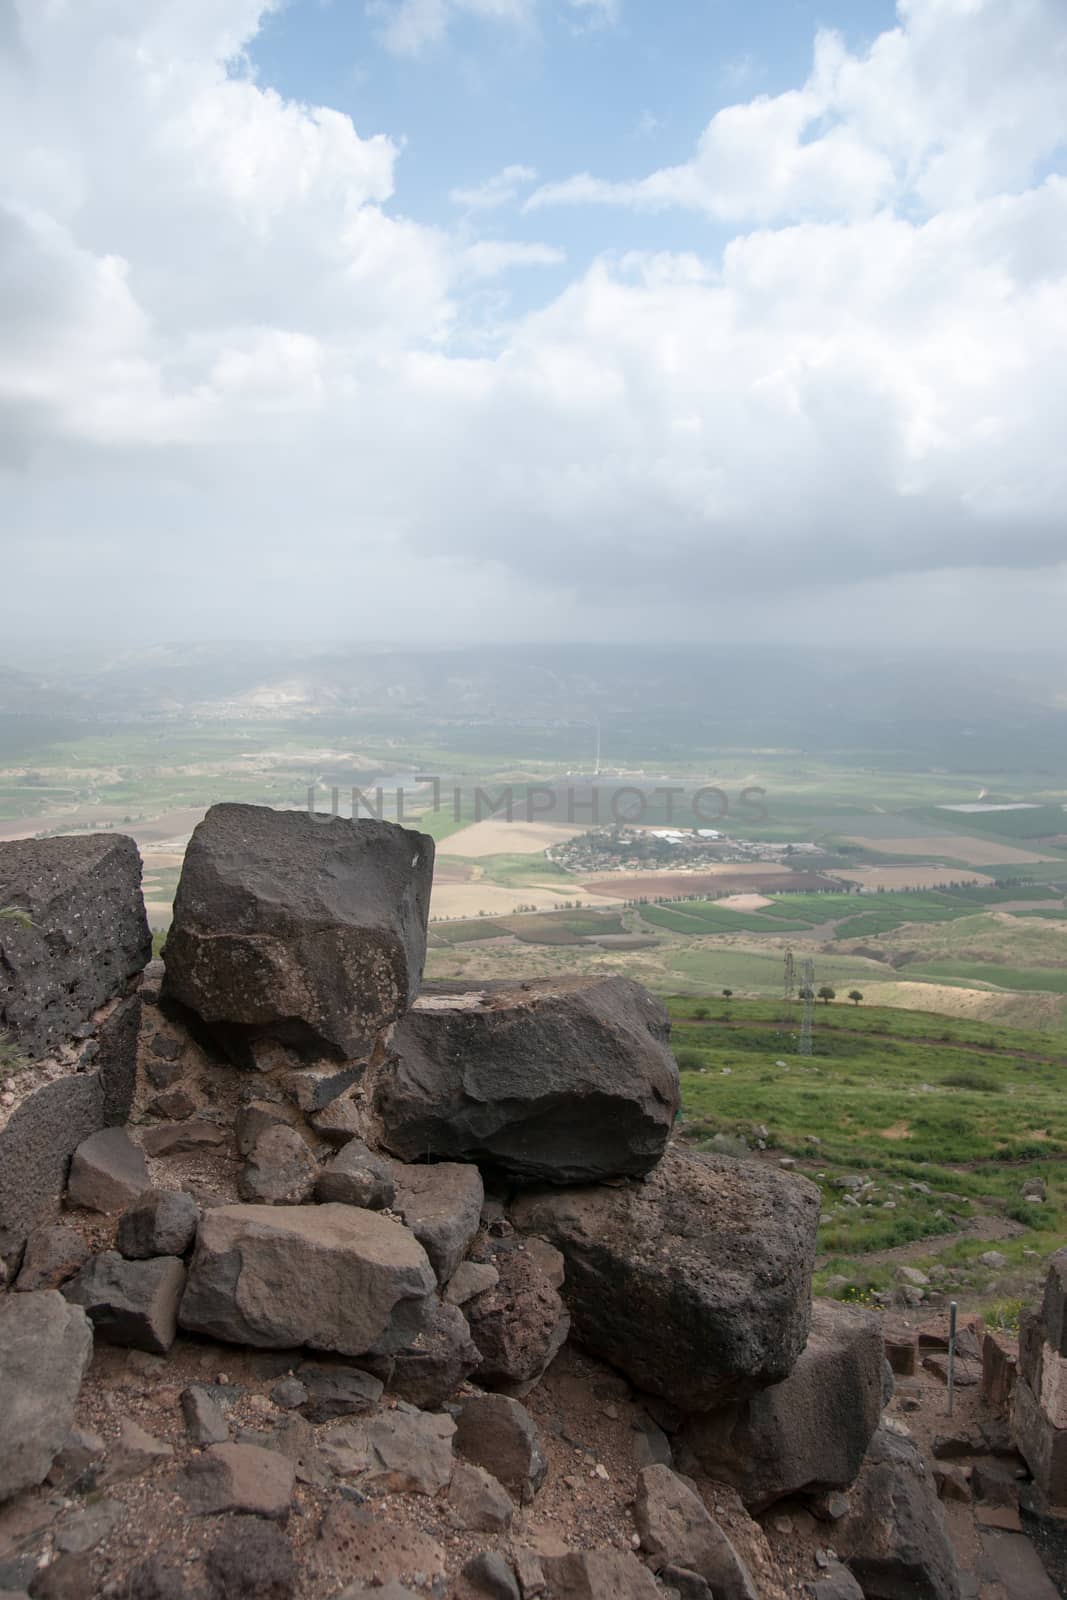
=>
[512,1146,820,1411]
[375,977,679,1184]
[0,833,149,1057]
[161,805,434,1062]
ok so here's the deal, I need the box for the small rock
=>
[238,1125,319,1206]
[67,1128,151,1214]
[116,1190,200,1259]
[461,1552,520,1600]
[142,1121,228,1156]
[386,1159,485,1284]
[454,1393,547,1504]
[204,1517,298,1600]
[318,1410,455,1495]
[933,1463,971,1503]
[448,1462,514,1532]
[635,1465,758,1600]
[54,1499,121,1556]
[182,1385,230,1445]
[296,1362,384,1423]
[101,1419,173,1483]
[813,1563,864,1600]
[13,1226,91,1292]
[63,1251,186,1354]
[541,1550,661,1600]
[512,1550,546,1599]
[180,1442,294,1520]
[151,1035,183,1062]
[315,1139,395,1210]
[146,1087,198,1121]
[446,1260,501,1305]
[979,1251,1007,1269]
[387,1297,482,1410]
[271,1377,309,1411]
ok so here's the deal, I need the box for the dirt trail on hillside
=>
[815,1215,1028,1272]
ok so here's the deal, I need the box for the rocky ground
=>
[3,807,1066,1600]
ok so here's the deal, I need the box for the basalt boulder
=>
[179,1203,437,1357]
[374,977,679,1184]
[0,834,149,1269]
[161,805,434,1064]
[676,1300,884,1510]
[511,1146,820,1411]
[0,1291,94,1502]
[832,1428,961,1600]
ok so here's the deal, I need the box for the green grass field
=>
[669,996,1066,1316]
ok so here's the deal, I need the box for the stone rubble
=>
[7,811,1051,1599]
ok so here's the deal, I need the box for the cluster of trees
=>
[797,984,864,1005]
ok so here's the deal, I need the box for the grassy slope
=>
[670,997,1066,1318]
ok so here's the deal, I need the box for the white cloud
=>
[369,0,535,56]
[450,164,539,211]
[0,0,1065,648]
[529,0,1067,222]
[458,239,565,277]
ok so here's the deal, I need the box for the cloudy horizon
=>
[2,0,1066,651]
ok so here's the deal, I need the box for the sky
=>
[1,0,1066,651]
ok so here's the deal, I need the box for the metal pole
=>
[947,1300,958,1416]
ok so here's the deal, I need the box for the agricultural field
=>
[668,997,1067,1320]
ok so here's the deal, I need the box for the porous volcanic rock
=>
[238,1125,319,1206]
[465,1238,570,1393]
[511,1146,820,1410]
[179,1203,437,1356]
[374,977,679,1184]
[161,804,434,1062]
[0,832,147,1267]
[832,1427,961,1600]
[676,1300,884,1510]
[0,1290,94,1502]
[0,834,150,1058]
[13,1225,91,1292]
[0,833,148,1267]
[386,1298,482,1409]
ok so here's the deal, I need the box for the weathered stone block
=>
[0,834,150,1058]
[0,1291,94,1502]
[677,1300,884,1511]
[161,805,433,1062]
[375,977,679,1184]
[179,1203,436,1356]
[1015,1377,1067,1508]
[512,1146,819,1411]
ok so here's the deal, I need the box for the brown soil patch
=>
[837,866,992,891]
[582,870,840,898]
[439,821,588,858]
[878,1121,913,1141]
[843,833,1059,866]
[430,860,475,883]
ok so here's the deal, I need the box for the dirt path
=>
[815,1215,1028,1271]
